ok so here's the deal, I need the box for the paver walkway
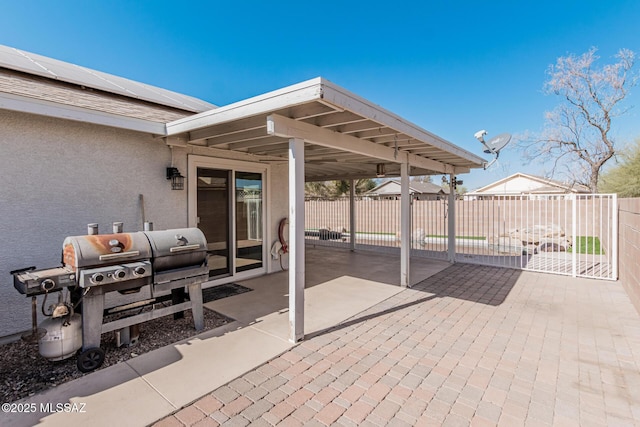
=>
[154,264,640,426]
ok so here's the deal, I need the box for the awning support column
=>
[447,173,456,263]
[400,160,410,287]
[289,137,305,342]
[350,179,356,251]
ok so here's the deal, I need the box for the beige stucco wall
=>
[269,162,289,271]
[0,110,288,337]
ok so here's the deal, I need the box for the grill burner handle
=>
[98,251,140,261]
[169,244,200,253]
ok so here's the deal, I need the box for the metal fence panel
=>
[304,193,617,280]
[453,194,617,280]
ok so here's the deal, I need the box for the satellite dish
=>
[474,131,512,169]
[482,133,511,154]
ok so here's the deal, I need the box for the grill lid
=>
[143,228,208,273]
[63,232,152,269]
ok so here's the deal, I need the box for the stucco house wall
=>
[0,109,288,338]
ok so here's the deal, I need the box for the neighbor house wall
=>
[618,198,640,315]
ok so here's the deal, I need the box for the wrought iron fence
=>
[304,193,617,280]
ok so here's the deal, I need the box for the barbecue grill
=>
[11,223,209,372]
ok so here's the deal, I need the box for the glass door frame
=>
[188,155,270,285]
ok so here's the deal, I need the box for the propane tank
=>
[38,314,82,361]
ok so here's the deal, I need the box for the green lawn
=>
[568,236,604,255]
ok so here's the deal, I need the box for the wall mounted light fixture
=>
[166,167,184,190]
[376,163,386,178]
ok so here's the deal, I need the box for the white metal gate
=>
[448,194,618,280]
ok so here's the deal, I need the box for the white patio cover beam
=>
[400,162,411,287]
[289,137,305,343]
[267,114,454,174]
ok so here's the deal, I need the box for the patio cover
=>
[166,77,485,180]
[166,78,486,343]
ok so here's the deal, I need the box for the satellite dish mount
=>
[475,130,512,170]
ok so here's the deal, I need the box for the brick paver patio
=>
[154,264,640,426]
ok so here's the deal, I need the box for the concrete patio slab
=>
[126,324,293,409]
[2,248,449,427]
[204,272,411,341]
[1,360,176,427]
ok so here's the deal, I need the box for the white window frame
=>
[187,155,271,286]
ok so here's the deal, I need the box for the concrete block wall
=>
[618,198,640,315]
[306,197,614,243]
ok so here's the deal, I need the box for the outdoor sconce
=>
[376,163,386,178]
[166,167,185,190]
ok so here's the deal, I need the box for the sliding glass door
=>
[197,168,231,277]
[235,172,263,272]
[190,157,266,280]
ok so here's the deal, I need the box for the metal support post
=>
[350,179,356,251]
[288,138,305,342]
[400,160,410,287]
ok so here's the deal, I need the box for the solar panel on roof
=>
[0,47,55,77]
[0,44,216,113]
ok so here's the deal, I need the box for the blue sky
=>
[2,0,639,189]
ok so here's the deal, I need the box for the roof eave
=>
[0,91,166,134]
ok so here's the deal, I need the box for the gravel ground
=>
[0,307,232,403]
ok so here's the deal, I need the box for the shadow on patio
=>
[204,246,455,338]
[306,262,522,340]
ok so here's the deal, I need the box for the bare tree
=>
[305,179,376,198]
[522,48,636,192]
[411,175,433,183]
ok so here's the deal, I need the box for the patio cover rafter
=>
[166,77,485,180]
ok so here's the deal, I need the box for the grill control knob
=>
[91,273,105,284]
[133,266,146,276]
[114,269,126,280]
[41,279,56,292]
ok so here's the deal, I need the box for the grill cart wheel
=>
[77,347,105,372]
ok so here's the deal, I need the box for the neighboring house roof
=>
[365,179,447,196]
[467,172,591,195]
[0,45,216,113]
